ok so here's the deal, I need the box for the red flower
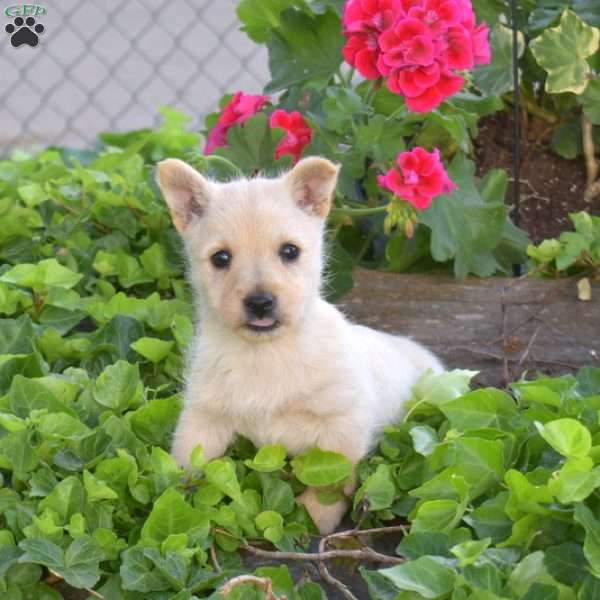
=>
[205,92,270,154]
[378,147,456,210]
[269,110,313,164]
[342,0,398,80]
[342,0,491,112]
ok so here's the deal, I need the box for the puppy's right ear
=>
[156,159,214,234]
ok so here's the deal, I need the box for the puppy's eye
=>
[210,250,232,269]
[280,243,300,262]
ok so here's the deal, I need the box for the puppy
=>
[156,157,443,534]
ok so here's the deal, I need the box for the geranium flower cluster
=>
[342,0,491,112]
[378,147,456,210]
[205,92,312,163]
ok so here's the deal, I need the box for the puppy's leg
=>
[296,422,366,535]
[171,406,234,467]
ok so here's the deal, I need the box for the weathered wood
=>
[339,270,600,387]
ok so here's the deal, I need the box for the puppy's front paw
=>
[297,487,348,535]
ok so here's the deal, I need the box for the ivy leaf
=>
[130,337,174,364]
[379,556,456,598]
[530,9,600,95]
[291,448,352,486]
[140,488,209,545]
[92,360,143,412]
[355,464,396,511]
[0,258,82,292]
[245,444,287,473]
[535,418,592,458]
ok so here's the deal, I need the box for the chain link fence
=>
[0,0,269,154]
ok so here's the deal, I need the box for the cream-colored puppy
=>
[156,156,443,534]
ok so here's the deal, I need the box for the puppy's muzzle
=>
[243,292,280,332]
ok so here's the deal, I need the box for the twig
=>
[327,524,408,541]
[219,575,283,599]
[500,287,511,387]
[241,524,406,600]
[584,179,600,203]
[242,543,404,565]
[449,346,580,370]
[210,544,222,573]
[582,113,599,202]
[317,536,358,600]
[47,569,104,599]
[518,325,541,367]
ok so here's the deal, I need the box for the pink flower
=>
[377,147,456,210]
[269,109,313,163]
[205,92,270,154]
[342,0,491,112]
[342,0,398,80]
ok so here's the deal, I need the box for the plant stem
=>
[205,155,244,178]
[363,79,381,108]
[582,112,599,202]
[331,205,388,218]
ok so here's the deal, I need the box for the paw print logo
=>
[5,16,45,48]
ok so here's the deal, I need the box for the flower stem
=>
[331,205,388,218]
[363,79,381,108]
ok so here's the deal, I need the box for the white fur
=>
[156,157,443,533]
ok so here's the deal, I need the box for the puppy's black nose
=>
[244,292,276,318]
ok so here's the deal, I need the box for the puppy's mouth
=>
[245,317,281,333]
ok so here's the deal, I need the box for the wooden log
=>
[339,270,600,387]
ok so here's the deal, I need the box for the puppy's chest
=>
[194,347,329,417]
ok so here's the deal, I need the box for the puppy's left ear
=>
[285,157,339,218]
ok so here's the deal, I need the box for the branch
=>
[582,113,599,187]
[219,575,284,599]
[243,543,404,566]
[317,535,358,600]
[240,524,406,600]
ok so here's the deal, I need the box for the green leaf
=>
[0,259,82,292]
[214,113,288,174]
[420,155,520,279]
[237,0,297,43]
[440,388,517,430]
[450,538,491,567]
[355,464,396,511]
[92,360,143,412]
[245,444,287,473]
[130,337,174,364]
[379,556,456,598]
[530,9,600,95]
[580,79,600,124]
[291,448,352,486]
[141,488,209,545]
[574,504,600,575]
[255,510,284,543]
[474,25,524,96]
[266,9,344,92]
[544,543,587,586]
[205,459,244,503]
[0,315,35,354]
[38,476,85,524]
[536,418,592,458]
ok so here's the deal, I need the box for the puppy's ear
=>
[285,157,339,218]
[156,159,214,234]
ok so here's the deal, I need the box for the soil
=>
[475,112,600,243]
